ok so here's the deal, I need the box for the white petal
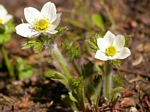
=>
[41,2,56,21]
[115,47,131,59]
[103,30,115,44]
[95,50,108,61]
[97,38,109,52]
[24,7,41,23]
[2,14,13,24]
[113,34,125,51]
[46,30,58,34]
[0,5,7,18]
[51,14,58,23]
[107,56,117,60]
[48,13,61,30]
[15,23,39,38]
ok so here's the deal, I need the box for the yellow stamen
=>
[33,18,50,32]
[0,18,2,24]
[106,45,116,56]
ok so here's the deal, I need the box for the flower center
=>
[106,45,116,56]
[33,18,50,32]
[0,18,2,24]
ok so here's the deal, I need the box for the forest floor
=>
[0,0,150,112]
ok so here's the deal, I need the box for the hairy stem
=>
[103,61,112,102]
[46,42,78,111]
[47,42,71,82]
[77,86,86,112]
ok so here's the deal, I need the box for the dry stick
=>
[114,67,150,78]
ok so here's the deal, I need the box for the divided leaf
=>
[15,58,33,80]
[44,69,68,85]
[22,40,43,53]
[82,61,95,79]
[86,34,100,51]
[62,41,82,60]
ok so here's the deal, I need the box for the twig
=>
[114,67,150,78]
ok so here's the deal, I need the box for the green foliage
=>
[61,94,77,110]
[0,24,5,34]
[51,26,67,40]
[86,34,101,51]
[15,58,33,80]
[91,74,102,105]
[69,77,82,89]
[93,74,102,87]
[5,19,16,34]
[85,74,102,94]
[69,91,78,102]
[22,26,67,53]
[0,34,11,44]
[44,69,68,85]
[80,61,102,105]
[111,87,124,103]
[61,41,82,60]
[91,13,105,31]
[22,40,43,53]
[113,75,123,88]
[61,94,73,105]
[0,19,15,44]
[110,59,121,66]
[124,35,131,47]
[81,61,95,79]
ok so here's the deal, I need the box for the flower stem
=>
[0,44,14,77]
[77,85,86,112]
[48,42,71,81]
[71,60,81,76]
[103,61,112,102]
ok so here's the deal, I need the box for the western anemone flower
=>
[16,2,61,38]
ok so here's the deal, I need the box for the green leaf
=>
[69,77,82,89]
[33,42,43,53]
[0,19,15,44]
[113,75,123,88]
[44,69,68,85]
[82,61,95,79]
[4,19,15,34]
[54,72,68,85]
[124,35,131,47]
[22,40,43,53]
[0,24,5,34]
[44,69,55,78]
[86,34,100,51]
[15,58,33,80]
[110,59,121,66]
[0,34,11,44]
[91,75,102,105]
[69,91,78,102]
[111,87,124,102]
[61,94,77,110]
[62,41,82,60]
[16,58,32,71]
[18,70,33,80]
[111,87,124,96]
[92,13,103,28]
[86,40,98,52]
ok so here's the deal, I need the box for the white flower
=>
[95,30,131,61]
[15,2,61,38]
[0,4,13,24]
